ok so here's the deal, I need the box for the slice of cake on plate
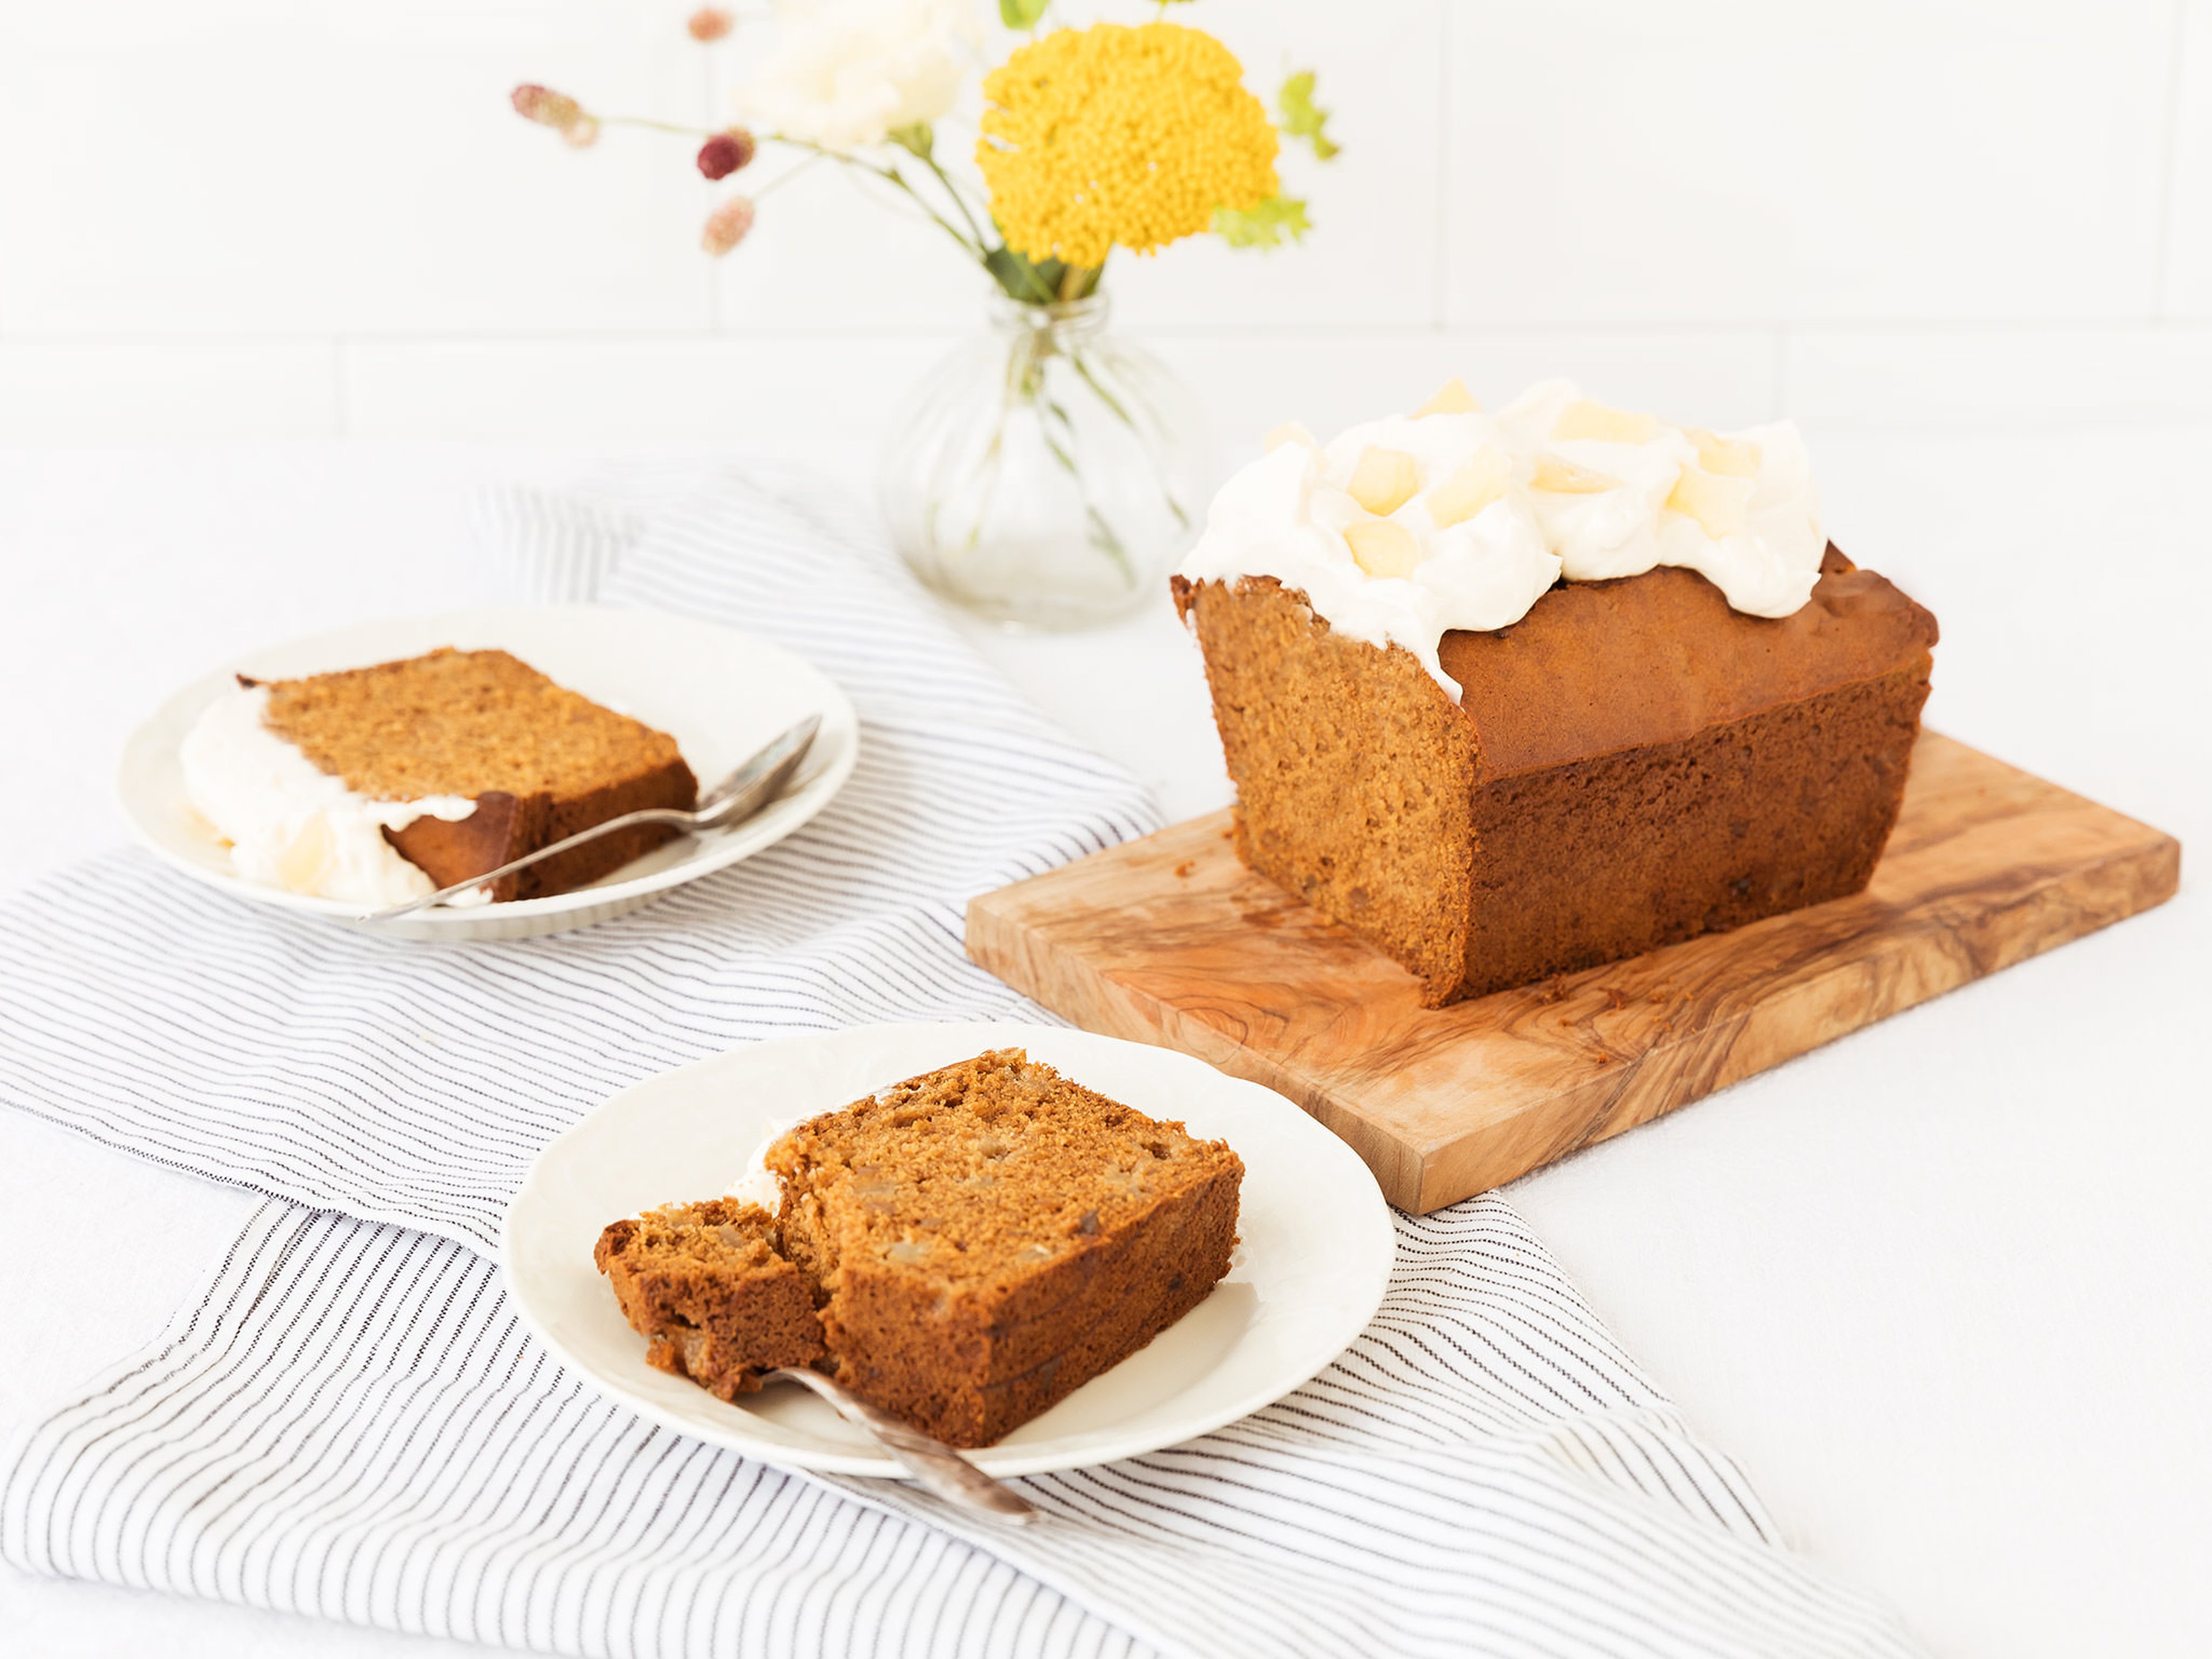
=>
[1172,377,1939,1005]
[596,1048,1245,1448]
[180,646,697,906]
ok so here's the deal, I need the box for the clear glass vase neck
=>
[987,291,1110,342]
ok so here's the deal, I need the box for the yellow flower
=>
[978,21,1279,268]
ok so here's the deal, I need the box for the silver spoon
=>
[358,714,821,923]
[767,1366,1040,1524]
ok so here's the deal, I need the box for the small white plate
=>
[117,605,859,940]
[502,1022,1395,1479]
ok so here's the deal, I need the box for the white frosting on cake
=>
[179,682,482,905]
[1177,377,1827,695]
[725,1117,798,1211]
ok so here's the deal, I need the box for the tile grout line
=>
[231,319,2212,342]
[2153,0,2194,318]
[14,320,2212,351]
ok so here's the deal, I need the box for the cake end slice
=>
[594,1199,825,1399]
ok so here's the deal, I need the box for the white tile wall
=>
[0,10,714,338]
[1444,0,2175,325]
[339,334,956,440]
[0,0,2204,445]
[0,337,339,440]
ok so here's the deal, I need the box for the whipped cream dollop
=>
[179,683,482,905]
[725,1117,799,1211]
[1177,376,1827,694]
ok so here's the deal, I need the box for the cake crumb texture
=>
[262,646,683,801]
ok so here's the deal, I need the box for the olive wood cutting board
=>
[966,733,2180,1213]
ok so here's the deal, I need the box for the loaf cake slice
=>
[593,1199,826,1399]
[594,1050,1245,1448]
[249,646,696,900]
[771,1049,1244,1448]
[1173,547,1937,1005]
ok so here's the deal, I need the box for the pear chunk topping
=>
[1685,427,1762,478]
[1665,465,1755,537]
[1551,399,1657,445]
[1427,446,1511,529]
[1346,446,1421,516]
[1529,454,1621,495]
[1413,376,1482,418]
[1343,518,1423,578]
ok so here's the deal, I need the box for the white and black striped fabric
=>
[0,468,1925,1657]
[471,483,643,604]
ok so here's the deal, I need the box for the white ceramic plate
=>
[502,1022,1395,1479]
[117,605,859,940]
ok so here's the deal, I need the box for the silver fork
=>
[767,1367,1040,1524]
[358,714,820,923]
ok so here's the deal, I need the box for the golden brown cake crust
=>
[594,1051,1245,1448]
[1176,551,1937,1005]
[1436,550,1938,778]
[382,791,539,902]
[251,647,698,900]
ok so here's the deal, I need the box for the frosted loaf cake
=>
[1172,378,1939,1005]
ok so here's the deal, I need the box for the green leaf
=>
[1213,195,1313,250]
[984,242,1102,305]
[1277,69,1339,161]
[984,244,1059,305]
[887,122,934,160]
[998,0,1051,27]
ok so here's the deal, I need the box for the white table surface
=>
[0,437,2203,1659]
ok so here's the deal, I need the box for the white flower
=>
[737,0,981,154]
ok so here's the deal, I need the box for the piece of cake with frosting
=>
[179,646,696,906]
[1172,378,1938,1005]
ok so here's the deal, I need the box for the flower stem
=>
[752,151,825,200]
[914,150,991,248]
[599,113,715,138]
[770,137,988,260]
[881,165,991,259]
[586,115,1007,272]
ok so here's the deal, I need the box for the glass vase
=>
[879,294,1211,630]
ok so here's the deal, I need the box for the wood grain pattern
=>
[966,734,2181,1213]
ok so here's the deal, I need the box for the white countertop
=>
[0,436,2204,1658]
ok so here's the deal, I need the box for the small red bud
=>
[702,196,757,256]
[696,129,756,180]
[511,84,586,132]
[687,7,736,42]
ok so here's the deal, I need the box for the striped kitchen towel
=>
[0,465,1925,1658]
